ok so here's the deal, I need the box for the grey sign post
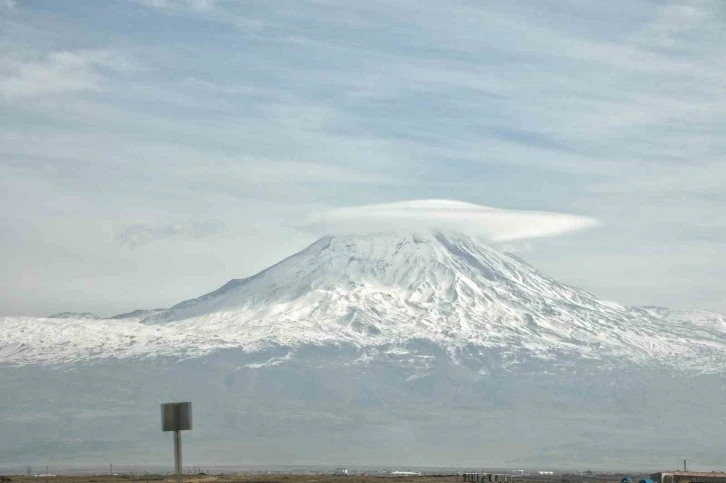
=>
[161,402,192,483]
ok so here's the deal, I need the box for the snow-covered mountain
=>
[2,232,725,371]
[2,231,726,467]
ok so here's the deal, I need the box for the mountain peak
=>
[3,230,726,371]
[145,230,531,323]
[115,229,722,371]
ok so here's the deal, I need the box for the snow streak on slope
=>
[2,232,726,370]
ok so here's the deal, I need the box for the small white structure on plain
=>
[391,472,421,476]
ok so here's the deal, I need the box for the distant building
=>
[651,472,726,483]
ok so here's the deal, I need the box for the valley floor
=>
[0,474,636,483]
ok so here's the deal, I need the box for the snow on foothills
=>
[0,316,240,365]
[48,312,101,320]
[2,231,726,370]
[301,199,599,241]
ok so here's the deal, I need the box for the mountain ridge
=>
[3,231,726,371]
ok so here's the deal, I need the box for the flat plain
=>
[1,474,630,483]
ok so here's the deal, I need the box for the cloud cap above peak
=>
[302,200,600,241]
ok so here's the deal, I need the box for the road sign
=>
[162,402,192,431]
[161,402,192,483]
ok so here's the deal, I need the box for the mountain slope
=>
[2,231,725,371]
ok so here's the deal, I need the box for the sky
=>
[1,0,724,316]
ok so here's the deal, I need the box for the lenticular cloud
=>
[302,199,599,241]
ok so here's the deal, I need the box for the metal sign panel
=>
[161,402,192,431]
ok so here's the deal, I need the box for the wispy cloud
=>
[0,50,135,100]
[130,0,726,179]
[115,220,226,248]
[137,0,217,12]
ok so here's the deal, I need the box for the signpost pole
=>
[174,428,182,483]
[161,401,191,483]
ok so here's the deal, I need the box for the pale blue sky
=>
[1,0,724,315]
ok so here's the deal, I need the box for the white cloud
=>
[302,200,599,241]
[0,50,135,100]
